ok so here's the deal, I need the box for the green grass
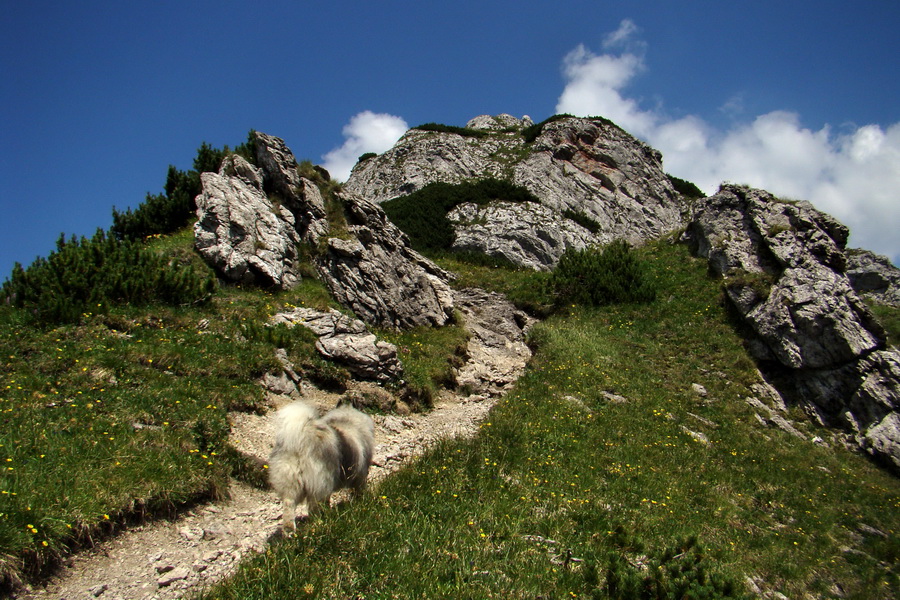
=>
[201,242,900,599]
[0,229,413,587]
[379,318,470,409]
[2,224,898,597]
[868,302,900,348]
[431,253,553,317]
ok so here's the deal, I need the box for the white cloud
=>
[322,111,408,182]
[556,29,900,264]
[556,44,655,137]
[602,18,640,50]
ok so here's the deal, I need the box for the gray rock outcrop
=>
[313,191,456,329]
[846,249,900,308]
[686,184,900,470]
[447,201,595,270]
[453,288,535,396]
[512,116,684,246]
[271,307,403,382]
[194,132,455,329]
[344,115,686,269]
[193,155,305,288]
[253,131,330,245]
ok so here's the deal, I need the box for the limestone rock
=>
[512,117,684,246]
[193,155,305,288]
[453,288,534,396]
[271,307,402,383]
[253,131,330,244]
[448,201,595,270]
[686,184,900,471]
[846,249,900,308]
[345,115,686,269]
[313,191,456,329]
[687,185,884,369]
[345,127,518,202]
[465,114,530,131]
[316,334,403,383]
[195,132,455,328]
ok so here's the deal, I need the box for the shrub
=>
[2,230,217,324]
[382,179,539,252]
[549,240,656,306]
[668,174,706,199]
[412,123,489,139]
[357,152,377,163]
[596,534,746,599]
[111,132,258,241]
[562,208,602,234]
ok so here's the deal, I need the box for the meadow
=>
[1,229,898,598]
[200,241,900,599]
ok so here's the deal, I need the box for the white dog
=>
[268,401,375,530]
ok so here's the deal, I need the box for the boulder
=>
[194,132,455,328]
[253,131,330,244]
[686,184,900,471]
[271,307,403,383]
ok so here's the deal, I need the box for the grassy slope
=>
[0,227,475,588]
[200,242,900,600]
[0,228,347,583]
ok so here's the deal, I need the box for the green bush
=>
[382,179,539,252]
[668,174,706,199]
[562,208,602,234]
[357,152,377,163]
[2,230,217,324]
[596,534,746,599]
[412,122,489,139]
[549,240,656,306]
[111,133,258,241]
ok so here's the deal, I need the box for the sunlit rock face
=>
[686,184,900,471]
[345,115,686,269]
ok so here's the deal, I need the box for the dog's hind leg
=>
[282,497,298,533]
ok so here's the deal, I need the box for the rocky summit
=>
[192,115,900,472]
[346,114,685,269]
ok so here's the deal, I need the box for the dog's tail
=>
[273,401,319,452]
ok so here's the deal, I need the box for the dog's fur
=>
[268,401,375,530]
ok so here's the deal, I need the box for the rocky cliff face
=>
[685,184,900,470]
[345,114,686,269]
[194,132,455,329]
[312,191,455,329]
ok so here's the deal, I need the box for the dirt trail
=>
[18,290,533,600]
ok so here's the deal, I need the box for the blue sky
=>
[3,1,899,279]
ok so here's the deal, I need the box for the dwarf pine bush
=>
[550,240,656,306]
[2,230,216,324]
[111,134,258,241]
[382,179,539,252]
[412,122,489,138]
